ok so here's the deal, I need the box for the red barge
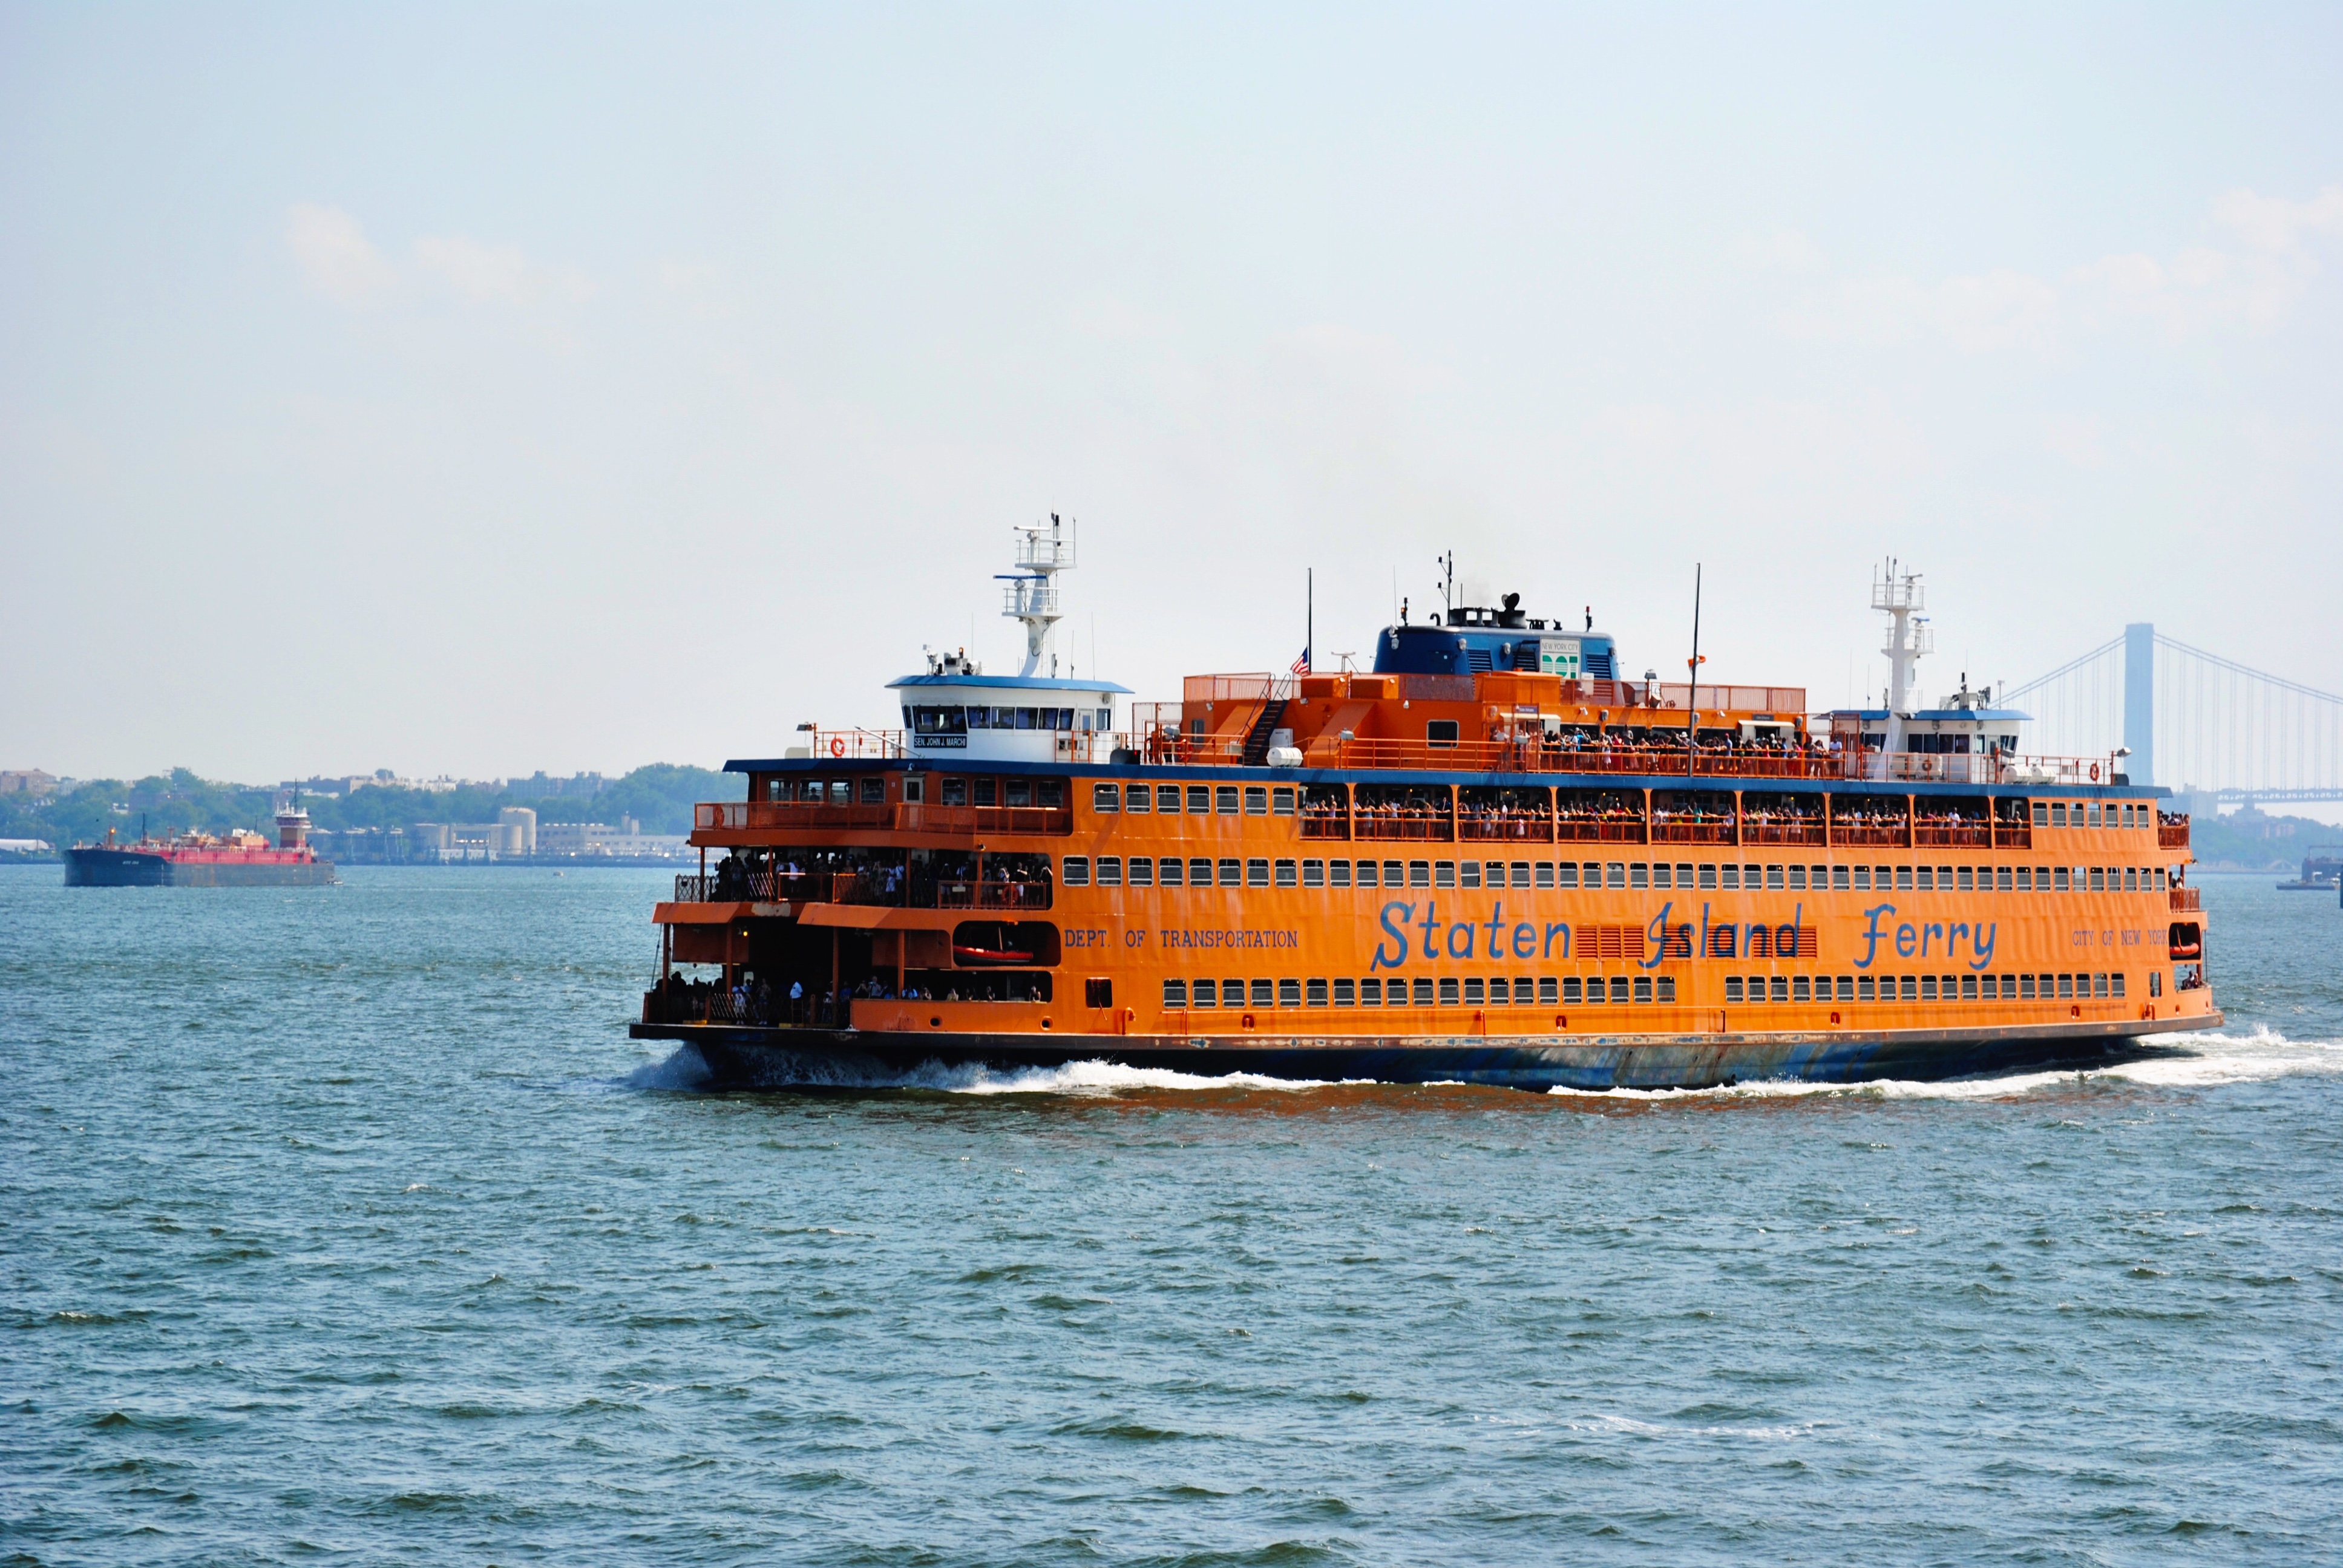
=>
[65,808,336,887]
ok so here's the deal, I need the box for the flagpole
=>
[1306,568,1312,675]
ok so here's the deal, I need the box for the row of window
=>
[2039,801,2160,830]
[1064,854,2169,893]
[1094,783,1297,815]
[906,705,1113,734]
[1157,970,2135,1010]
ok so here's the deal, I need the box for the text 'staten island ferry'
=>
[634,519,2219,1090]
[65,808,336,887]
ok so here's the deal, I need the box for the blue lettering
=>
[1543,922,1570,959]
[1483,901,1507,956]
[1948,920,1969,956]
[1418,901,1442,961]
[1923,921,1944,958]
[1512,923,1536,959]
[1970,922,1997,970]
[1373,902,1413,970]
[1857,903,1895,969]
[1895,923,1918,959]
[1448,921,1475,959]
[1642,901,1674,970]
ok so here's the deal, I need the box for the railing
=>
[1458,815,1555,843]
[936,880,1053,910]
[1829,821,1910,848]
[696,802,1073,837]
[1352,814,1456,842]
[1743,820,1828,847]
[1994,822,2033,849]
[1299,814,1352,840]
[672,869,824,903]
[1651,820,1737,844]
[1556,818,1649,844]
[2158,819,2191,849]
[798,728,907,761]
[2169,886,2203,912]
[1913,823,1994,848]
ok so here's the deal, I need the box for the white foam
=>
[623,1044,714,1091]
[1547,1024,2343,1102]
[819,1057,1355,1096]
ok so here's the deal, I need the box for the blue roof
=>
[885,673,1132,694]
[1828,707,2033,722]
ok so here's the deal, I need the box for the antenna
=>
[998,512,1076,678]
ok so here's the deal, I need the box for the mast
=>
[1872,559,1931,762]
[1001,513,1075,678]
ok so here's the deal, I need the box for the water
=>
[3,866,2339,1564]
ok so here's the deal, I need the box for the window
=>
[1794,977,1811,1002]
[1274,859,1297,887]
[1222,979,1247,1007]
[1679,864,1698,887]
[2020,973,2036,999]
[1958,867,1974,891]
[1306,978,1328,1007]
[1216,786,1239,815]
[1461,862,1482,889]
[1438,978,1460,1006]
[2090,867,2105,892]
[1651,865,1671,889]
[1096,857,1122,887]
[1607,863,1627,889]
[1331,860,1352,888]
[1858,976,1876,1001]
[1384,860,1405,885]
[1770,976,1789,1003]
[1333,979,1355,1006]
[1186,786,1210,814]
[1833,865,1851,890]
[1410,861,1432,887]
[1464,978,1485,1006]
[2058,974,2074,998]
[904,776,926,805]
[1721,864,1740,890]
[1788,866,1806,891]
[1427,719,1460,746]
[1916,867,1933,892]
[1700,864,1719,889]
[1062,857,1091,886]
[1271,787,1296,816]
[1630,863,1649,889]
[1512,862,1532,889]
[2033,801,2048,826]
[1163,979,1187,1008]
[1159,858,1185,887]
[1997,867,2013,891]
[1897,866,1914,890]
[1278,979,1301,1008]
[2148,971,2160,998]
[1900,976,1917,1001]
[1244,786,1268,815]
[1610,977,1631,1003]
[1565,977,1585,1004]
[1921,976,1938,1001]
[1766,865,1784,890]
[1538,977,1559,1005]
[1092,783,1121,812]
[1360,978,1382,1006]
[2094,973,2110,998]
[972,778,995,806]
[1837,976,1855,1002]
[2051,803,2067,826]
[1961,974,1978,1000]
[1435,861,1457,888]
[1129,857,1153,887]
[1634,976,1653,1003]
[1086,978,1113,1009]
[860,777,885,805]
[1126,784,1153,814]
[1217,858,1240,886]
[1006,780,1033,808]
[1726,977,1745,1003]
[1191,980,1216,1008]
[1251,979,1274,1008]
[1356,861,1380,888]
[1302,859,1325,887]
[1246,858,1270,887]
[1412,978,1434,1007]
[1557,864,1580,889]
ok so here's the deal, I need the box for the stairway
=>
[1239,699,1289,766]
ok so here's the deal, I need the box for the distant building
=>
[407,808,539,861]
[0,769,57,798]
[536,819,690,858]
[514,771,610,798]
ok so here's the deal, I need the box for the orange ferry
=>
[634,521,2218,1089]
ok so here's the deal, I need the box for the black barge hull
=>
[631,1011,2224,1093]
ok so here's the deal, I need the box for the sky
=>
[4,2,2341,789]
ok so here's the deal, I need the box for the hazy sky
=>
[5,3,2341,785]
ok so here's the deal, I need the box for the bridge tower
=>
[2124,622,2154,786]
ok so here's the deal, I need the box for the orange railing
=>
[1352,814,1455,842]
[2158,818,2191,849]
[1556,819,1649,844]
[1829,821,1910,848]
[2169,886,2203,912]
[1743,820,1829,847]
[1299,814,1351,840]
[1458,816,1556,843]
[936,880,1054,910]
[1913,823,1994,848]
[1651,820,1737,845]
[696,801,1073,837]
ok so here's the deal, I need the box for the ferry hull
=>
[64,848,337,887]
[632,1011,2221,1093]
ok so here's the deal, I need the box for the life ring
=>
[2088,762,2099,781]
[1240,1012,1256,1030]
[830,736,846,758]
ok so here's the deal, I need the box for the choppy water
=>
[3,865,2339,1564]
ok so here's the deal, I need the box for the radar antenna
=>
[1000,513,1076,677]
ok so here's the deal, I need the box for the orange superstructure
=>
[632,536,2217,1090]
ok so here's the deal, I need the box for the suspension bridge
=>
[2002,624,2343,807]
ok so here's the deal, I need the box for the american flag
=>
[1290,647,1310,675]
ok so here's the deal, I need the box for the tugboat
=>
[2276,848,2341,891]
[631,528,2220,1091]
[65,806,336,887]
